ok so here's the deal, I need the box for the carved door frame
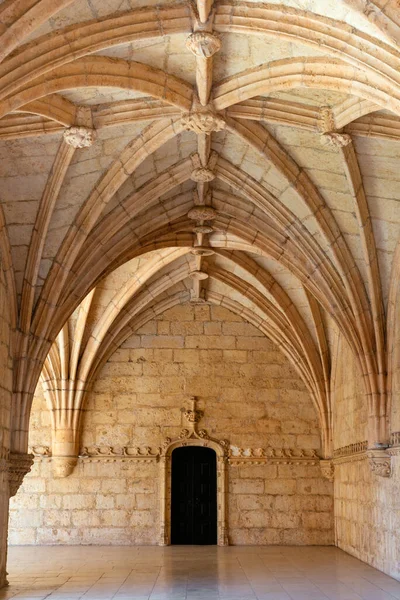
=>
[159,436,229,546]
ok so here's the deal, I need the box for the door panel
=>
[171,446,217,545]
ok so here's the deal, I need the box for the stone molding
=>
[63,126,96,148]
[8,453,34,497]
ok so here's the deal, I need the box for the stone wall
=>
[332,332,400,580]
[0,265,14,587]
[9,304,333,546]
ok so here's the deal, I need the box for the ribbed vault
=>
[1,0,400,483]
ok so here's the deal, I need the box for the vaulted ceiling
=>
[2,0,400,458]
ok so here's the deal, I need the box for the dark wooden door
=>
[171,446,217,545]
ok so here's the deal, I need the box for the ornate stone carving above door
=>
[159,397,229,547]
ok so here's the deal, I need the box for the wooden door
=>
[171,446,217,545]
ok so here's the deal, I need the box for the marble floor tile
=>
[1,546,399,600]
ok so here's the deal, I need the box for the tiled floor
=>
[2,546,400,600]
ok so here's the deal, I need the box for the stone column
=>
[0,458,9,588]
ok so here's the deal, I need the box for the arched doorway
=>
[171,446,217,545]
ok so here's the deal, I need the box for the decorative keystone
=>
[320,459,334,481]
[188,206,218,221]
[193,225,214,234]
[321,132,352,147]
[191,167,215,182]
[8,452,34,497]
[367,449,391,477]
[186,32,221,58]
[64,126,96,148]
[181,111,225,134]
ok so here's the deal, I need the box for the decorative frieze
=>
[333,441,368,458]
[333,441,393,477]
[80,446,159,462]
[229,446,319,466]
[8,453,34,497]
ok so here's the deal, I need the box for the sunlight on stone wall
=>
[9,304,333,546]
[332,333,400,580]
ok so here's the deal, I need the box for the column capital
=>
[8,452,34,497]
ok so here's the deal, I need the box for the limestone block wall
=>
[332,333,400,580]
[9,304,333,546]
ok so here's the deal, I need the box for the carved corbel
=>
[52,456,78,478]
[366,448,391,477]
[319,459,334,482]
[8,452,34,497]
[52,428,79,477]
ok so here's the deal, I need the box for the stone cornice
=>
[331,440,399,476]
